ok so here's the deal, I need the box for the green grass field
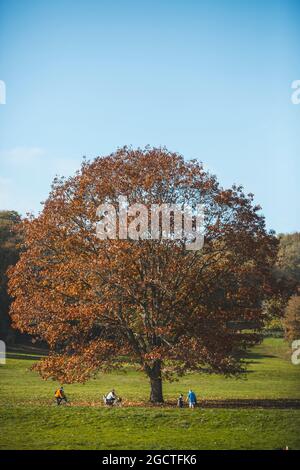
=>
[1,338,300,450]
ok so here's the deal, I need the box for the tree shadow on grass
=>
[6,352,45,361]
[6,345,48,361]
[243,351,276,360]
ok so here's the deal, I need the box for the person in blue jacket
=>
[187,389,197,408]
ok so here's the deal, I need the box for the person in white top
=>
[105,389,117,404]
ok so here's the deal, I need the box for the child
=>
[177,393,184,408]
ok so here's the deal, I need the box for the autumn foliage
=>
[8,147,278,402]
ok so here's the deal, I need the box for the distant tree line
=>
[276,233,300,341]
[264,232,300,339]
[0,210,21,344]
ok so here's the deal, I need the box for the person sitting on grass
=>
[187,389,197,409]
[177,393,184,408]
[105,389,117,405]
[55,386,67,406]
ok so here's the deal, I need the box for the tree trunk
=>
[150,376,163,403]
[147,360,164,403]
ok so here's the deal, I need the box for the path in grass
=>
[48,398,300,408]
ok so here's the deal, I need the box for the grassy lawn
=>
[1,407,300,450]
[0,338,300,449]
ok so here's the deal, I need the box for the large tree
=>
[8,147,277,402]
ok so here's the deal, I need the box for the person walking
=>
[187,389,197,408]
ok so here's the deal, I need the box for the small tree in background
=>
[283,295,300,342]
[8,147,278,402]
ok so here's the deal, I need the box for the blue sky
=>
[0,0,299,233]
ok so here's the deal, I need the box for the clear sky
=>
[0,0,299,233]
